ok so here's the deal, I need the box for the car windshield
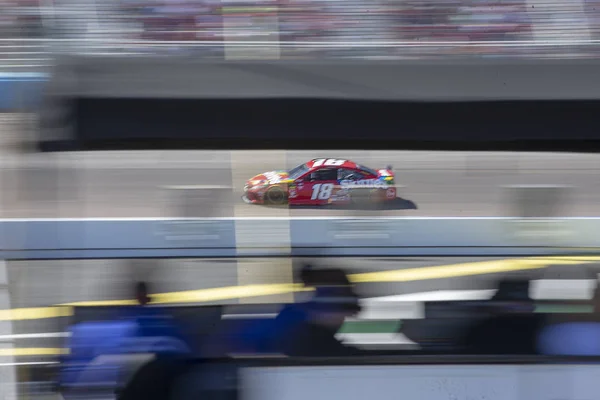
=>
[357,164,379,176]
[287,163,310,180]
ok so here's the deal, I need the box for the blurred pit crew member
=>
[269,267,363,357]
[200,263,318,356]
[460,279,541,355]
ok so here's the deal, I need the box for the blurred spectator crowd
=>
[2,0,600,65]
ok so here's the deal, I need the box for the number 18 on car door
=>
[301,167,338,205]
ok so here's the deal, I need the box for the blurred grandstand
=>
[3,0,600,70]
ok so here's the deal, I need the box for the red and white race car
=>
[242,158,396,206]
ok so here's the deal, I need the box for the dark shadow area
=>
[39,98,600,152]
[256,197,418,211]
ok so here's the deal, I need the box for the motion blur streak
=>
[0,256,598,322]
[351,256,600,283]
[59,300,139,307]
[0,306,71,321]
[151,283,309,304]
[0,348,67,357]
[4,0,600,63]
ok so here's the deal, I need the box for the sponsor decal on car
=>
[263,171,283,184]
[340,179,389,189]
[331,194,350,202]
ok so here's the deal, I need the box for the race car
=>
[242,158,396,206]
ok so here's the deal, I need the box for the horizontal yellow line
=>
[60,300,138,307]
[0,306,73,322]
[57,284,311,308]
[0,348,67,357]
[151,284,309,304]
[0,255,597,322]
[350,256,600,283]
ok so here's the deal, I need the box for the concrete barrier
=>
[2,217,600,259]
[0,219,237,259]
[289,217,597,256]
[242,362,600,400]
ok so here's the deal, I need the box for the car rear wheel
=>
[265,186,288,205]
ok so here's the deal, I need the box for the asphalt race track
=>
[2,115,600,359]
[0,111,597,219]
[3,148,600,218]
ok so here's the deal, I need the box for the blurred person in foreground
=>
[61,281,189,397]
[118,268,327,400]
[250,263,319,352]
[119,267,362,400]
[200,263,319,356]
[459,278,542,355]
[267,265,362,357]
[537,281,600,356]
[129,282,186,346]
[201,264,362,357]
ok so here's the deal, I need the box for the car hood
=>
[247,170,291,187]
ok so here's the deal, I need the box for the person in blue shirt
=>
[537,284,600,356]
[124,282,190,353]
[60,281,190,395]
[201,263,317,356]
[267,266,363,357]
[251,264,317,353]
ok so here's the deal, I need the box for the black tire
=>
[265,186,288,205]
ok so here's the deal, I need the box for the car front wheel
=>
[265,186,288,205]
